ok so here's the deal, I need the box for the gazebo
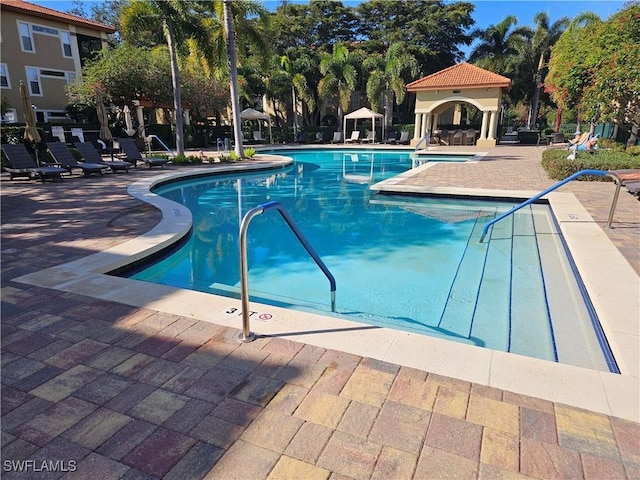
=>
[343,107,384,142]
[240,108,272,144]
[406,63,511,147]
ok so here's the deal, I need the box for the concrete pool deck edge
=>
[13,158,640,423]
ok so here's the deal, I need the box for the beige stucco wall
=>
[414,87,503,114]
[0,9,108,122]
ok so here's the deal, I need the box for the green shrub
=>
[218,154,235,163]
[541,148,640,180]
[598,138,625,151]
[170,154,203,165]
[626,145,640,156]
[244,148,256,158]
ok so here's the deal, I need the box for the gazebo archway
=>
[406,63,511,147]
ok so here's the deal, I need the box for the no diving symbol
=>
[257,313,273,322]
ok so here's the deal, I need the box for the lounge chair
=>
[312,131,324,143]
[118,137,169,168]
[397,131,410,145]
[452,130,463,145]
[297,132,308,143]
[361,131,375,143]
[46,142,109,176]
[331,131,342,143]
[73,142,132,173]
[345,131,360,143]
[252,131,268,144]
[567,134,599,160]
[385,131,398,144]
[1,143,66,182]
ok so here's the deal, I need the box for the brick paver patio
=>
[2,145,638,479]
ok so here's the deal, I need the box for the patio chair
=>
[464,129,476,145]
[73,142,132,173]
[252,131,268,144]
[397,131,410,145]
[361,131,375,143]
[345,131,360,143]
[46,142,108,176]
[331,131,342,144]
[118,137,169,168]
[452,130,463,145]
[1,143,66,182]
[385,131,398,144]
[312,131,324,143]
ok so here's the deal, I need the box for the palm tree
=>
[468,16,532,74]
[222,0,244,157]
[363,43,418,126]
[528,12,569,129]
[280,54,316,140]
[318,43,359,132]
[120,0,211,156]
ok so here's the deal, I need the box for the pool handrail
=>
[238,200,336,342]
[145,134,175,158]
[479,169,609,243]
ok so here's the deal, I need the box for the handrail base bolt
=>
[237,332,256,343]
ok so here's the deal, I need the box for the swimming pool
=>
[128,148,615,372]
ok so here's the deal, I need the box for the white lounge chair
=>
[361,131,375,143]
[345,131,360,143]
[397,131,410,144]
[252,131,267,143]
[331,131,342,143]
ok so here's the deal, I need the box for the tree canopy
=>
[546,3,640,142]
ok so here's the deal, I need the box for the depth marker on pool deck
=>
[222,307,275,322]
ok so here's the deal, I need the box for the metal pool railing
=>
[479,169,610,243]
[237,201,336,343]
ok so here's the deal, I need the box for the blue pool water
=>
[129,148,614,371]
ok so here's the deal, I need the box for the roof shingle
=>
[407,63,511,91]
[0,0,116,33]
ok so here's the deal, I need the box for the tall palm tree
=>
[280,54,315,140]
[363,43,418,126]
[120,0,211,156]
[222,0,244,157]
[468,16,532,74]
[318,43,359,132]
[528,12,569,129]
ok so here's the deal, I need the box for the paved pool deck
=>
[1,145,638,479]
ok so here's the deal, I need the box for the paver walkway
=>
[2,146,638,479]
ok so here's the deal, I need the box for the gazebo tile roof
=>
[0,0,116,33]
[407,63,511,91]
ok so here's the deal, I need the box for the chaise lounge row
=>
[2,138,169,183]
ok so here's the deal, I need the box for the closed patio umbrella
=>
[95,87,114,159]
[123,105,136,136]
[20,81,41,164]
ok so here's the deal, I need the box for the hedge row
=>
[541,146,640,180]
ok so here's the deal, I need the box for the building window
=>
[0,63,10,88]
[19,22,34,52]
[26,67,41,95]
[61,31,72,57]
[2,108,17,123]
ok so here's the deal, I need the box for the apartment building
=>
[0,0,115,123]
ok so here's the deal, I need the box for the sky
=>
[29,0,629,54]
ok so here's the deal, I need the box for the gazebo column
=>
[479,111,489,140]
[432,113,440,131]
[413,113,422,143]
[476,110,498,148]
[421,113,432,138]
[488,111,498,140]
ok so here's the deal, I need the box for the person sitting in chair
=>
[567,134,598,160]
